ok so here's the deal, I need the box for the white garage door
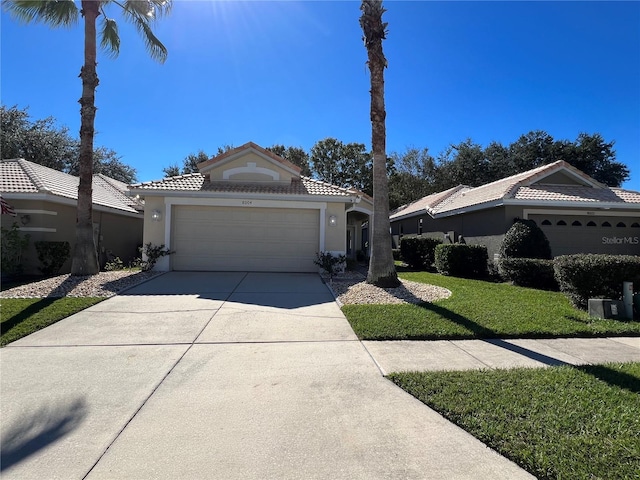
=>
[171,205,320,272]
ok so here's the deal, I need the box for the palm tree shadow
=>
[1,397,87,472]
[579,364,640,394]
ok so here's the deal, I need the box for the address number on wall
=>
[241,200,253,206]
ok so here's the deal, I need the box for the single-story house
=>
[129,142,372,272]
[1,158,144,275]
[390,160,640,260]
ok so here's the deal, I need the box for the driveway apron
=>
[1,272,533,480]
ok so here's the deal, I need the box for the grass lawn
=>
[1,297,104,346]
[389,362,640,480]
[342,272,640,340]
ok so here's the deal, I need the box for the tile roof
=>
[131,173,362,199]
[391,160,640,220]
[197,142,302,174]
[0,159,142,214]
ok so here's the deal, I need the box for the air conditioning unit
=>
[588,299,628,320]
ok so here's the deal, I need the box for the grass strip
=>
[389,362,640,480]
[342,272,640,340]
[1,297,104,346]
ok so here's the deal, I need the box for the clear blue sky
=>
[2,1,639,190]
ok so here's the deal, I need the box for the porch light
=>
[151,210,162,222]
[20,214,30,226]
[329,215,337,227]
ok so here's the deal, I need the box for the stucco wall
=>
[205,152,296,183]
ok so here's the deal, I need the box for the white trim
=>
[1,192,141,218]
[199,146,301,177]
[222,162,280,181]
[18,227,56,232]
[523,208,640,219]
[319,206,326,251]
[14,209,57,215]
[130,189,358,204]
[346,205,373,216]
[505,198,639,210]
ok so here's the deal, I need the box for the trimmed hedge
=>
[553,254,640,309]
[500,219,551,259]
[498,258,558,291]
[400,236,442,270]
[435,244,488,278]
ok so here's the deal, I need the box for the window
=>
[556,220,567,226]
[572,221,582,226]
[541,219,552,225]
[632,223,640,228]
[602,221,611,227]
[587,221,596,227]
[418,218,423,235]
[616,222,626,228]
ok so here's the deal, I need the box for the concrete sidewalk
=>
[3,271,635,479]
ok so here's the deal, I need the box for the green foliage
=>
[500,219,552,259]
[553,254,640,309]
[34,241,70,276]
[343,271,640,340]
[391,248,401,261]
[267,144,312,176]
[1,297,103,346]
[434,244,488,278]
[104,256,125,271]
[399,235,442,270]
[1,223,30,276]
[310,138,373,195]
[141,243,174,271]
[314,251,346,281]
[498,258,558,291]
[389,363,640,480]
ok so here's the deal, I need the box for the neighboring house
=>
[1,159,144,275]
[390,161,640,260]
[130,142,372,272]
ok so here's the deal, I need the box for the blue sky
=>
[2,1,639,190]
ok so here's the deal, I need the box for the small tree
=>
[314,251,346,284]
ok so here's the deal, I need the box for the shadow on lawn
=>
[579,364,640,394]
[0,298,58,337]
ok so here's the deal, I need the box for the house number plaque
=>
[241,200,253,206]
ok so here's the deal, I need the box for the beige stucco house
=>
[130,142,372,272]
[1,158,144,275]
[390,161,640,260]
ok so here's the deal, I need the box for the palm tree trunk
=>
[361,0,399,287]
[71,0,100,275]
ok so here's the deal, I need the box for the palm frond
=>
[99,16,120,57]
[119,0,170,63]
[3,0,79,27]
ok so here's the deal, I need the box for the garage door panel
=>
[171,206,320,272]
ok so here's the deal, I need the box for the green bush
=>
[500,219,551,259]
[553,254,640,309]
[435,244,488,278]
[392,248,401,261]
[314,251,346,282]
[400,236,442,270]
[34,241,70,276]
[498,258,558,291]
[1,223,29,275]
[140,243,174,271]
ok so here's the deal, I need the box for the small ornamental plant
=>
[314,251,346,284]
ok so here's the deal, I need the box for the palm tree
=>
[4,0,171,275]
[360,0,399,287]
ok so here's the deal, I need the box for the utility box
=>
[588,299,628,320]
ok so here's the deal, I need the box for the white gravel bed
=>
[325,273,451,305]
[1,270,163,298]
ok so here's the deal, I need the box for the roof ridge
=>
[17,158,50,192]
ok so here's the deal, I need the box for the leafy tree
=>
[162,147,232,177]
[388,147,437,209]
[2,105,136,183]
[162,164,181,177]
[360,0,399,287]
[5,0,171,275]
[437,139,490,189]
[267,144,312,176]
[310,138,373,195]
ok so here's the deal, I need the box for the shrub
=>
[554,254,640,309]
[435,244,488,278]
[400,236,442,270]
[141,243,174,271]
[1,223,29,275]
[314,251,346,282]
[498,258,558,291]
[500,219,551,259]
[392,248,401,261]
[34,241,70,276]
[104,257,125,271]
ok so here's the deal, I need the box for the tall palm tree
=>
[360,0,399,287]
[4,0,171,275]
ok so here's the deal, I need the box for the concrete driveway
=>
[1,272,532,479]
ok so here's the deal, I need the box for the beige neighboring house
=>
[130,142,372,272]
[1,159,144,275]
[390,160,640,260]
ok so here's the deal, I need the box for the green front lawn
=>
[1,297,104,346]
[390,362,640,480]
[342,272,640,340]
